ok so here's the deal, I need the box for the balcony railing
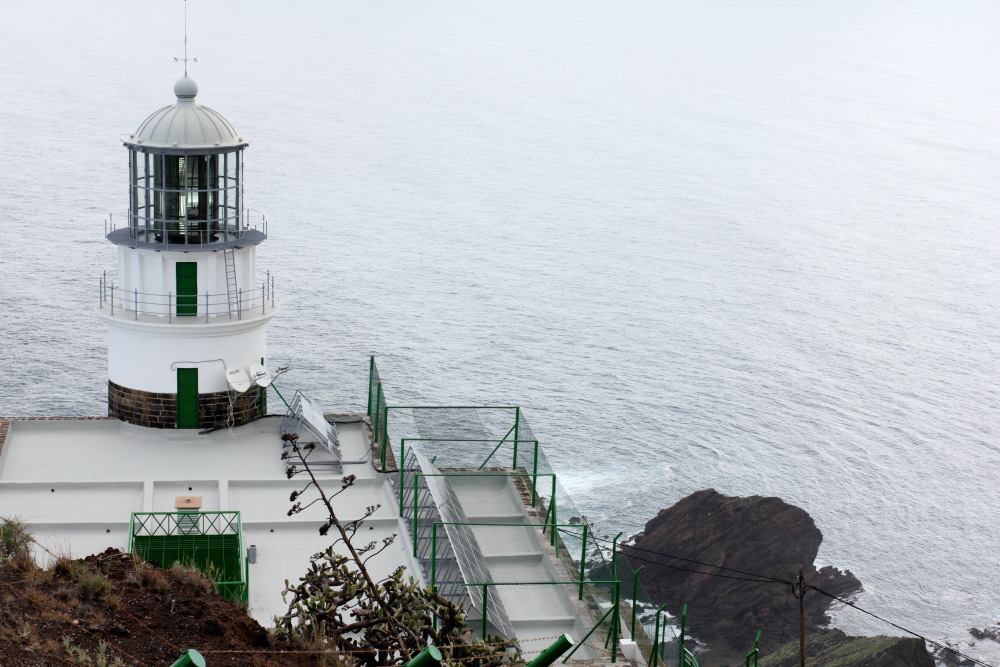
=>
[103,208,268,250]
[98,272,277,323]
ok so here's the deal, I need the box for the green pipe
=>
[170,649,206,667]
[399,439,407,515]
[412,475,420,556]
[367,355,375,417]
[651,603,668,667]
[381,401,389,469]
[377,384,386,470]
[579,524,588,600]
[631,565,646,638]
[532,441,540,506]
[551,476,558,549]
[745,630,762,667]
[406,644,443,667]
[270,383,292,412]
[563,605,614,663]
[478,423,517,469]
[527,634,574,667]
[679,604,688,667]
[611,531,624,580]
[513,407,521,456]
[604,581,620,662]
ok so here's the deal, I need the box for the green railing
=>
[745,630,761,667]
[410,473,559,553]
[369,358,628,662]
[615,550,678,659]
[128,511,248,605]
[463,580,622,663]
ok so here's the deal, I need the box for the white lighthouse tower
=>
[98,75,277,429]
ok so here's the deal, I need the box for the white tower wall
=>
[115,247,259,317]
[102,315,274,393]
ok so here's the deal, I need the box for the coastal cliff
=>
[623,489,933,666]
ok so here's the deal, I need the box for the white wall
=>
[105,317,271,393]
[116,246,258,317]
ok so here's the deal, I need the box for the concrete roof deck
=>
[0,416,421,625]
[0,415,615,661]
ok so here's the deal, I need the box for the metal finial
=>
[174,0,197,75]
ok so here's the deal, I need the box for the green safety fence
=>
[128,511,248,605]
[408,472,559,553]
[615,551,678,661]
[463,580,622,663]
[369,359,641,663]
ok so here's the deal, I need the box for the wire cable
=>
[585,532,794,584]
[617,548,790,585]
[808,585,996,667]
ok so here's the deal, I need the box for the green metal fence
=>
[368,357,678,665]
[128,511,248,605]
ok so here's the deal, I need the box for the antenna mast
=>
[174,0,197,75]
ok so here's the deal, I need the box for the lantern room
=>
[117,76,255,247]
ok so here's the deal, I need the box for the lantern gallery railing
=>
[103,208,268,249]
[99,273,276,322]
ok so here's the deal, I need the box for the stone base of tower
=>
[108,379,263,429]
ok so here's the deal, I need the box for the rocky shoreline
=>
[623,489,935,667]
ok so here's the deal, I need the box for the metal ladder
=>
[223,247,239,318]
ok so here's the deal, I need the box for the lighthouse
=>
[98,75,277,429]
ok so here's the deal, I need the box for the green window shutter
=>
[176,262,197,316]
[176,368,199,428]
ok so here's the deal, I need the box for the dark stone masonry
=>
[108,379,261,429]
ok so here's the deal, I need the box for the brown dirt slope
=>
[0,547,322,666]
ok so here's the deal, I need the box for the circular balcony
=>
[97,273,277,324]
[103,209,268,251]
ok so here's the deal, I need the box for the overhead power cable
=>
[561,526,993,666]
[584,531,793,584]
[617,548,789,585]
[808,586,996,667]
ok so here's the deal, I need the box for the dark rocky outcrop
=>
[758,629,935,667]
[623,489,863,661]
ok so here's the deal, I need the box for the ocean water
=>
[1,0,998,656]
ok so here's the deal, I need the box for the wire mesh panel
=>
[129,512,247,604]
[382,406,519,474]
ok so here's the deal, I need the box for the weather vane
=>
[174,0,197,76]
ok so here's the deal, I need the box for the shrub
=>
[0,516,34,568]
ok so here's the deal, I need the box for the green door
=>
[176,368,199,428]
[176,262,197,316]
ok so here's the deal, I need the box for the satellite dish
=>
[226,367,253,393]
[249,362,272,387]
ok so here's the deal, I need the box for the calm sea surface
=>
[1,0,998,656]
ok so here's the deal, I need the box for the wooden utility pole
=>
[797,567,806,667]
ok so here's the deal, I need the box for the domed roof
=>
[122,77,248,150]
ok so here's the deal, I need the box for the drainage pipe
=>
[527,634,574,667]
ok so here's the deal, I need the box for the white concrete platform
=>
[0,416,423,626]
[0,416,606,660]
